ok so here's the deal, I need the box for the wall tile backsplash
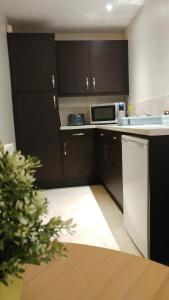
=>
[59,95,125,125]
[128,94,169,117]
[59,94,169,125]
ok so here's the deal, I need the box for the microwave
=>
[90,102,126,124]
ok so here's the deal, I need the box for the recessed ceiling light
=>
[106,4,113,11]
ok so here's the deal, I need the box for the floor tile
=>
[44,185,141,257]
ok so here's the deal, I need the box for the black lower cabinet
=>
[17,136,63,188]
[61,129,98,186]
[12,92,62,188]
[149,135,169,265]
[96,129,123,210]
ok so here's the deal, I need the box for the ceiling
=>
[0,0,147,33]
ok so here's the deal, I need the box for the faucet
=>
[143,113,152,116]
[128,112,139,117]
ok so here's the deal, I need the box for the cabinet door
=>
[96,130,123,210]
[13,93,60,140]
[13,93,62,186]
[107,133,123,209]
[96,130,107,182]
[17,136,62,186]
[56,41,90,96]
[62,130,96,185]
[90,41,129,95]
[97,131,114,193]
[7,33,57,92]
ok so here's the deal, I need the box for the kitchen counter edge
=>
[60,125,169,136]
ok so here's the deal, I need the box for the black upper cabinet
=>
[56,41,90,96]
[7,33,57,93]
[55,40,129,96]
[90,41,128,95]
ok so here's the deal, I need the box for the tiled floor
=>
[44,185,141,257]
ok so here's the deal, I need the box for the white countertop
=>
[60,124,169,136]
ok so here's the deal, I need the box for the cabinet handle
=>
[106,145,109,161]
[104,145,106,160]
[93,77,96,91]
[105,145,108,161]
[100,133,104,137]
[113,137,117,140]
[52,74,55,88]
[64,142,67,156]
[104,145,108,161]
[104,145,109,161]
[72,133,85,136]
[86,78,89,91]
[53,95,56,108]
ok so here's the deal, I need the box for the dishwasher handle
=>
[122,139,146,148]
[122,136,149,148]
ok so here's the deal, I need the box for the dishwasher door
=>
[122,135,149,258]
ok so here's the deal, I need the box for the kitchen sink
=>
[118,115,169,126]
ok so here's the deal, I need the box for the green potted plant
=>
[0,144,74,299]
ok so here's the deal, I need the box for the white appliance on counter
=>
[90,102,126,124]
[118,115,169,126]
[122,135,149,258]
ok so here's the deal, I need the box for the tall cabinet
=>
[7,33,62,187]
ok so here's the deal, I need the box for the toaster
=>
[68,113,86,126]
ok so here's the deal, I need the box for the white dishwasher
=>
[122,135,149,258]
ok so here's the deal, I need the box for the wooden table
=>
[22,243,169,300]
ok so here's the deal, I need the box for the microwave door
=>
[91,105,117,124]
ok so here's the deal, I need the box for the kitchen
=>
[1,0,169,298]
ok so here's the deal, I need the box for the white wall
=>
[0,12,15,144]
[126,0,169,115]
[59,95,124,125]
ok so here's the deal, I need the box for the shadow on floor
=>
[90,185,142,256]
